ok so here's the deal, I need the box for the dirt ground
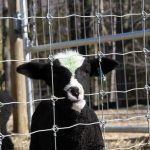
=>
[7,105,150,150]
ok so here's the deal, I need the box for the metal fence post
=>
[20,0,33,124]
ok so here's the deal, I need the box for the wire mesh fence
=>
[0,0,150,149]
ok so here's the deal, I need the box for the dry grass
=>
[105,133,149,150]
[10,133,150,150]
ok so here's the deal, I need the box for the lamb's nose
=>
[70,87,79,98]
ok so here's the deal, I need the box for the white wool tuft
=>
[54,50,85,74]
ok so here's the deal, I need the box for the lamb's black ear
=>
[16,62,46,79]
[90,57,118,76]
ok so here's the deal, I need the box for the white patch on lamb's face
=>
[64,76,85,112]
[54,50,86,112]
[64,77,84,101]
[71,100,86,113]
[54,51,85,75]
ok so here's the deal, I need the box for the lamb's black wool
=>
[30,101,104,150]
[17,50,118,150]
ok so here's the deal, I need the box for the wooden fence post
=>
[8,0,28,133]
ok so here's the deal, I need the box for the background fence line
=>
[28,29,150,53]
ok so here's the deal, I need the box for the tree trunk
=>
[2,0,11,91]
[7,0,28,133]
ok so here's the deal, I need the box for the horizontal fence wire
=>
[0,86,146,106]
[2,114,148,137]
[0,49,148,63]
[0,12,149,20]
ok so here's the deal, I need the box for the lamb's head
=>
[17,50,118,111]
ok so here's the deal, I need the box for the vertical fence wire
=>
[57,0,62,43]
[82,0,88,54]
[109,0,119,121]
[130,0,140,128]
[130,0,139,119]
[42,5,46,45]
[141,0,150,145]
[96,4,107,148]
[65,0,70,42]
[47,1,57,150]
[41,3,49,96]
[119,0,129,120]
[74,0,78,51]
[34,0,43,100]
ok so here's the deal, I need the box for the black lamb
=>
[17,50,118,150]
